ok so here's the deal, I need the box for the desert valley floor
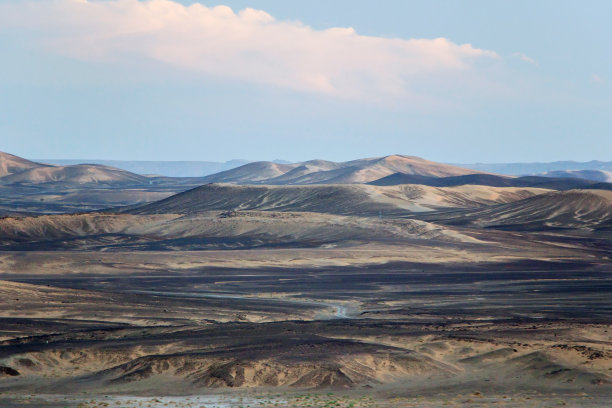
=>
[0,152,611,407]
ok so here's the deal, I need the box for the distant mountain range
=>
[192,156,611,190]
[455,160,612,176]
[37,157,612,181]
[2,151,611,191]
[541,169,612,183]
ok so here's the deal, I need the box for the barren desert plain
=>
[0,152,611,407]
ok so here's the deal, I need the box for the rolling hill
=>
[416,190,612,231]
[0,163,149,186]
[200,155,484,185]
[126,183,548,217]
[0,210,480,250]
[0,151,46,177]
[200,161,296,183]
[0,151,151,187]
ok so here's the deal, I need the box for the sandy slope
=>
[0,151,46,177]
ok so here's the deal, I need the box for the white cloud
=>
[512,52,537,65]
[592,74,602,82]
[0,0,499,103]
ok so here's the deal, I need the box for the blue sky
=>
[0,0,610,162]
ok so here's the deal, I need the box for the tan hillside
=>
[201,155,485,185]
[0,164,148,185]
[0,151,45,177]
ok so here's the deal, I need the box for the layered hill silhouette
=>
[126,183,547,217]
[200,155,484,185]
[4,150,611,193]
[0,211,478,250]
[0,151,149,186]
[455,159,612,176]
[541,169,612,183]
[197,154,612,191]
[0,164,148,185]
[369,172,612,190]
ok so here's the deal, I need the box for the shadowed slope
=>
[369,173,516,187]
[369,172,612,190]
[417,190,612,231]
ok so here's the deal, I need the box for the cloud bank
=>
[0,0,499,103]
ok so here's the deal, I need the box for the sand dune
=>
[201,155,484,185]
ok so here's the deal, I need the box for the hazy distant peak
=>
[542,169,612,183]
[456,160,612,176]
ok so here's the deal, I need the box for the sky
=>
[0,0,610,163]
